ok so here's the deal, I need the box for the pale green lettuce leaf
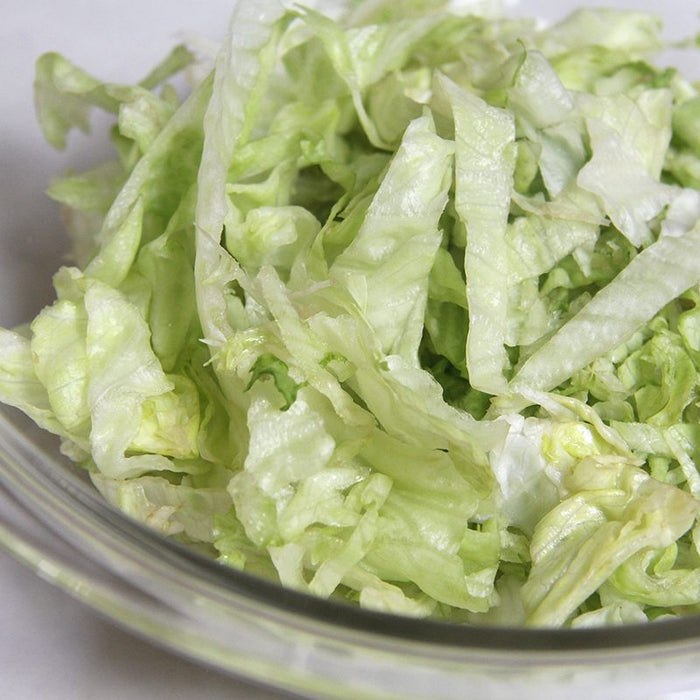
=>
[0,329,67,439]
[608,546,700,608]
[135,187,200,372]
[330,112,453,361]
[523,456,697,627]
[438,74,515,394]
[34,45,193,150]
[577,90,676,246]
[195,1,290,347]
[570,600,647,628]
[83,279,187,478]
[537,9,664,59]
[512,219,700,393]
[92,472,232,542]
[30,299,89,436]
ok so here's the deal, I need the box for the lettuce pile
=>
[2,0,700,628]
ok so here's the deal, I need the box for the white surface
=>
[0,1,698,699]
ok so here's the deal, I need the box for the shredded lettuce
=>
[2,0,700,628]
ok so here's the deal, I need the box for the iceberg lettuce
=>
[2,0,700,627]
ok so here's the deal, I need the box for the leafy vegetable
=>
[2,0,700,628]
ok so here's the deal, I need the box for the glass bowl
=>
[1,1,700,698]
